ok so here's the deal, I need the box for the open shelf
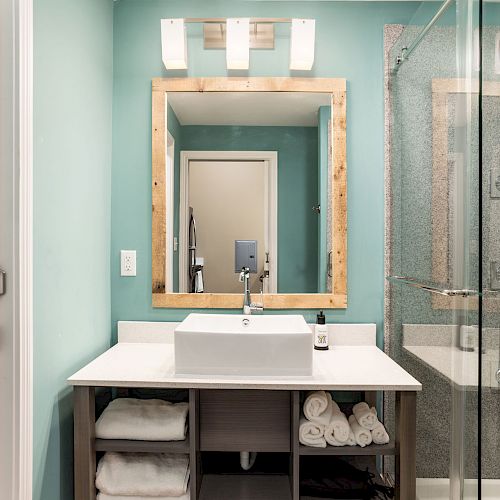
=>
[299,439,395,456]
[95,436,189,454]
[199,474,292,500]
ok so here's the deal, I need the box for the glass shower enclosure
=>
[386,0,499,498]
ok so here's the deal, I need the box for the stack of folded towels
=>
[95,398,189,442]
[94,398,190,500]
[299,391,390,448]
[96,452,190,500]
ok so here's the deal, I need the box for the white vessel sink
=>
[174,313,313,376]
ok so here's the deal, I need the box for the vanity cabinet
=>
[73,386,416,500]
[69,335,421,500]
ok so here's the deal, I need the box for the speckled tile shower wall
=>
[384,21,500,480]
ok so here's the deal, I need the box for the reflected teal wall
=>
[180,125,319,293]
[317,106,330,292]
[33,1,113,499]
[166,104,182,292]
[111,0,421,345]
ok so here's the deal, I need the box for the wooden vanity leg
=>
[290,391,300,500]
[395,391,417,500]
[189,389,201,499]
[74,386,96,500]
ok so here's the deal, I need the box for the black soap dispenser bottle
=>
[314,310,329,350]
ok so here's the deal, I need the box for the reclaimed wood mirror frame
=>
[431,78,500,311]
[151,77,347,309]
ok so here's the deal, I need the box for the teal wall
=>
[33,1,113,500]
[179,124,319,293]
[112,0,420,344]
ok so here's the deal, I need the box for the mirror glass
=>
[165,92,333,295]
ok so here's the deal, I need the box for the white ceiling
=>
[168,92,332,127]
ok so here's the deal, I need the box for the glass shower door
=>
[480,2,500,498]
[386,0,482,498]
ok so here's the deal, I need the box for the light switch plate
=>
[121,250,136,276]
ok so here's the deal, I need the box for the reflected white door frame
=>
[177,151,278,294]
[165,132,175,293]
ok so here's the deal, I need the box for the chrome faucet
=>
[239,267,263,314]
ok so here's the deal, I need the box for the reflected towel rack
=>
[386,276,479,297]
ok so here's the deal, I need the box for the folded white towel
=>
[299,417,327,448]
[348,415,372,448]
[352,402,378,431]
[303,391,333,426]
[97,494,190,500]
[95,398,188,441]
[326,428,356,447]
[324,400,350,444]
[96,452,190,497]
[371,421,390,445]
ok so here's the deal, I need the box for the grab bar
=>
[386,276,479,297]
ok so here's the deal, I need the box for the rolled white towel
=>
[326,428,356,447]
[303,391,333,426]
[98,494,190,500]
[95,398,188,441]
[371,421,390,445]
[299,417,327,448]
[352,402,378,430]
[348,415,372,448]
[96,452,190,497]
[324,401,350,444]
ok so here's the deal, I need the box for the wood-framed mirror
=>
[151,77,347,309]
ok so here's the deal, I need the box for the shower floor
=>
[417,478,500,499]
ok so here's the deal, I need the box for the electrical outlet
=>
[121,250,136,276]
[491,261,500,290]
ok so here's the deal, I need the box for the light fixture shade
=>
[290,19,315,71]
[226,18,250,70]
[161,18,188,70]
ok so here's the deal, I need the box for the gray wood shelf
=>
[95,437,189,454]
[74,387,416,500]
[299,439,396,456]
[199,474,292,500]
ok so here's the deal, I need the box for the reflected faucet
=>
[239,267,263,315]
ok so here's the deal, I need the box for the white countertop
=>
[68,342,421,391]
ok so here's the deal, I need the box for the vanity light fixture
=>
[160,18,317,72]
[161,18,188,70]
[226,18,250,70]
[290,18,316,71]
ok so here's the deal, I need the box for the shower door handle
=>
[0,269,6,296]
[386,276,478,297]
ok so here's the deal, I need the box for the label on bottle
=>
[314,326,329,350]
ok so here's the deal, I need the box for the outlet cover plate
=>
[121,250,137,277]
[491,169,500,198]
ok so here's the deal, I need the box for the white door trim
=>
[165,132,175,292]
[178,151,278,294]
[17,0,33,499]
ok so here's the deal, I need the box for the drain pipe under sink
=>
[240,451,257,471]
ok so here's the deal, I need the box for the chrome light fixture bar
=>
[203,22,274,50]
